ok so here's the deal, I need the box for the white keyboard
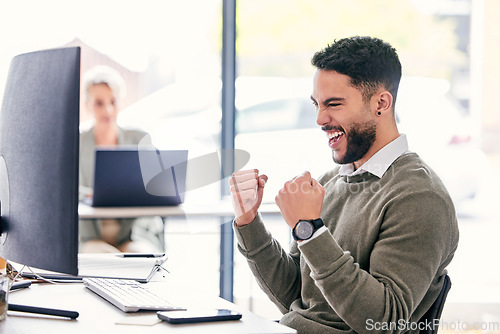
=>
[83,277,184,312]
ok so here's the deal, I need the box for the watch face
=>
[296,220,314,240]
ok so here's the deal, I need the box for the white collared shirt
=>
[298,134,410,246]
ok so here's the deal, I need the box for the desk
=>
[2,276,296,333]
[78,201,281,219]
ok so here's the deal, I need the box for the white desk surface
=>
[3,274,296,333]
[79,200,281,219]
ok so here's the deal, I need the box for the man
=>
[229,36,459,334]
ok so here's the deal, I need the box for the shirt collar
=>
[338,134,409,178]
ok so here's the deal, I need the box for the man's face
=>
[311,70,377,167]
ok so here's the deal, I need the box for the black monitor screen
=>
[0,47,80,275]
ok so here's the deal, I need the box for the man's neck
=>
[353,131,400,170]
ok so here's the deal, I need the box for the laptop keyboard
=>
[83,277,184,312]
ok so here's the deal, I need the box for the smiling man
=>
[229,36,459,334]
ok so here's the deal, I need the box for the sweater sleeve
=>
[234,213,302,314]
[298,190,457,334]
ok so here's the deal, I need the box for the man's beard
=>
[333,120,377,165]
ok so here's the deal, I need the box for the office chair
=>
[418,274,452,334]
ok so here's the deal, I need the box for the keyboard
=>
[83,277,185,312]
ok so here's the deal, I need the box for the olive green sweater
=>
[234,153,459,334]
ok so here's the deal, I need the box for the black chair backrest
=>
[418,274,452,334]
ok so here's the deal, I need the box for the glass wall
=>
[234,0,473,205]
[0,1,223,154]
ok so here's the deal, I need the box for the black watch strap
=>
[310,218,324,230]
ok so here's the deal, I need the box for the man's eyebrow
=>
[323,97,345,104]
[310,95,345,105]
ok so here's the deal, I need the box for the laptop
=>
[88,148,188,207]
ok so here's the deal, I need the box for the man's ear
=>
[374,91,393,116]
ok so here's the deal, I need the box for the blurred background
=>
[1,0,499,328]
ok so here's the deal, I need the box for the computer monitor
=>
[0,47,80,275]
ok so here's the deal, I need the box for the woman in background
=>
[79,65,163,253]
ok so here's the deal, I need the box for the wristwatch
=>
[292,218,324,241]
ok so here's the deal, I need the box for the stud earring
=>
[377,112,382,116]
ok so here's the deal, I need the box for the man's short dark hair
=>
[311,36,402,106]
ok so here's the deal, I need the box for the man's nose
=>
[316,106,330,127]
